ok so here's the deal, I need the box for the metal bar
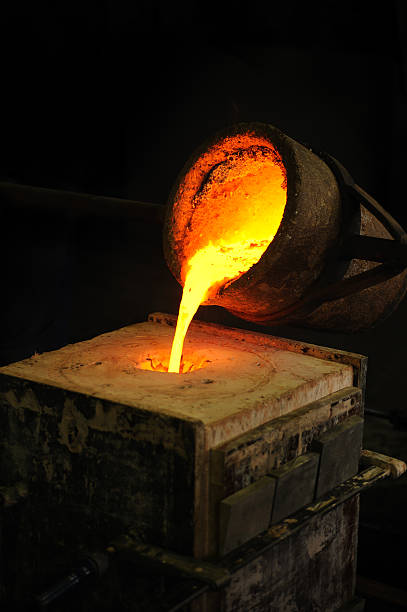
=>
[0,181,165,224]
[360,449,406,479]
[337,235,407,266]
[107,536,231,590]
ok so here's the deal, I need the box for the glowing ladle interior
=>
[168,145,287,373]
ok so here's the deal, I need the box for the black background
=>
[1,2,407,410]
[1,2,407,608]
[1,2,406,208]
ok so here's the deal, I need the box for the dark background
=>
[1,2,407,609]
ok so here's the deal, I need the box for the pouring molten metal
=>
[168,144,287,373]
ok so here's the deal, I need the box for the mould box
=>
[0,312,365,564]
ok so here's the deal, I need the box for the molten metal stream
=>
[168,146,287,373]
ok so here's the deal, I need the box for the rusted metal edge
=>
[107,450,399,590]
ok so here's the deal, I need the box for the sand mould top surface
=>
[1,316,353,434]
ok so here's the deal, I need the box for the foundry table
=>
[0,313,405,611]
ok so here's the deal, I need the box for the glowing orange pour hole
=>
[137,354,208,373]
[168,145,287,373]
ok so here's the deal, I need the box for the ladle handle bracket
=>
[317,150,406,238]
[321,151,407,263]
[336,234,407,267]
[266,148,407,322]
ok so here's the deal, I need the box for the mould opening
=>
[135,352,209,373]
